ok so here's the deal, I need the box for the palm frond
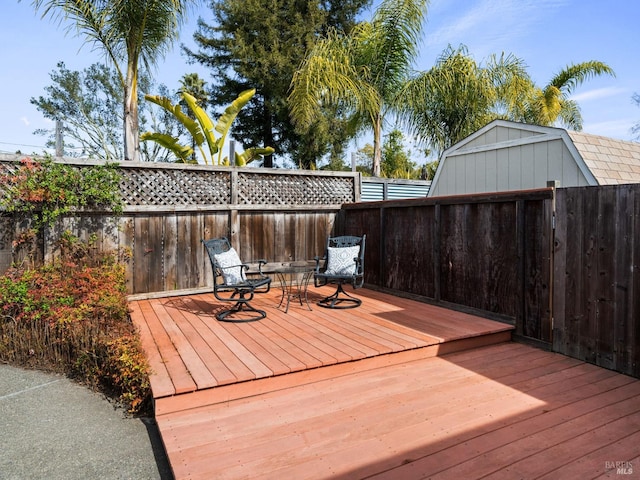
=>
[557,99,582,131]
[289,32,380,131]
[550,61,615,94]
[369,0,428,95]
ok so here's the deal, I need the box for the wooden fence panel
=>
[553,184,639,377]
[612,186,637,374]
[163,214,180,291]
[334,206,383,286]
[340,190,555,346]
[522,198,553,340]
[237,211,335,266]
[439,201,520,316]
[384,205,437,296]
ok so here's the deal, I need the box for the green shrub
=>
[0,157,148,414]
[0,245,151,414]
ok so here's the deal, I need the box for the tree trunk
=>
[123,63,140,162]
[372,113,382,177]
[262,96,274,168]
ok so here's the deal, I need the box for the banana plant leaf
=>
[140,132,193,162]
[215,89,256,164]
[235,146,275,166]
[182,92,219,161]
[215,89,255,135]
[144,95,205,147]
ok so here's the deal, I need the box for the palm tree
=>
[179,73,209,108]
[289,0,428,176]
[522,61,615,130]
[28,0,199,162]
[399,47,614,156]
[400,45,532,155]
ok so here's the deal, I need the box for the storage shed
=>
[428,119,640,197]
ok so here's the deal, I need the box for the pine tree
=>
[184,0,370,168]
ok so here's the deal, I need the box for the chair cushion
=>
[214,248,246,284]
[325,245,359,276]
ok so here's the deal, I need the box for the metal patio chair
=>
[202,237,272,321]
[314,235,366,309]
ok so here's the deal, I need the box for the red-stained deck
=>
[129,287,640,479]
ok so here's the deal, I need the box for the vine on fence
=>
[0,156,123,259]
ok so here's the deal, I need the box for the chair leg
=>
[217,300,267,322]
[317,284,361,309]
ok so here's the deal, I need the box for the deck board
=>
[129,287,640,479]
[130,287,514,398]
[137,299,196,395]
[154,343,640,480]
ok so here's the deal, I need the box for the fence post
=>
[433,202,441,302]
[547,180,559,346]
[229,169,239,243]
[516,199,526,338]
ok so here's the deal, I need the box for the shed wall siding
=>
[466,124,538,149]
[431,137,591,196]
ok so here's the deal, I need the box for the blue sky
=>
[0,0,638,156]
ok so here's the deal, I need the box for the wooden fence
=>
[337,184,640,378]
[0,158,360,295]
[552,184,639,376]
[336,188,555,345]
[1,157,638,377]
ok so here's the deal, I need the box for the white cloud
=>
[571,87,627,102]
[20,116,30,126]
[425,0,569,53]
[583,118,636,140]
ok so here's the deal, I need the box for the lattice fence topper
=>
[0,158,357,208]
[236,172,354,206]
[120,167,230,206]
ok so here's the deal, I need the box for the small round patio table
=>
[272,263,314,313]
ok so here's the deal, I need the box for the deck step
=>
[154,342,640,480]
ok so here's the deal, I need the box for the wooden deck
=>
[129,288,640,479]
[129,287,513,400]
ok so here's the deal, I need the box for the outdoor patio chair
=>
[202,237,272,321]
[314,235,366,309]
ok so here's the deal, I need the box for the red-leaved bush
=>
[0,248,151,414]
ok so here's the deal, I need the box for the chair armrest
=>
[314,255,325,272]
[220,263,244,271]
[354,256,364,274]
[255,259,268,275]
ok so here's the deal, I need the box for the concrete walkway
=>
[0,364,172,480]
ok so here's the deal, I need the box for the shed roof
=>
[567,130,640,185]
